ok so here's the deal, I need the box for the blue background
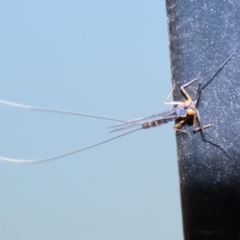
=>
[0,1,182,239]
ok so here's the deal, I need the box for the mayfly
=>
[0,45,239,164]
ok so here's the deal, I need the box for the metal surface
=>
[166,0,240,239]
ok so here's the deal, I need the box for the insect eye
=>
[176,106,186,116]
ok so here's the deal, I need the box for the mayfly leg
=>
[200,44,240,90]
[190,45,240,160]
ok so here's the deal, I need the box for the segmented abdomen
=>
[142,115,178,129]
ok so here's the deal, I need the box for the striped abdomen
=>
[142,115,178,129]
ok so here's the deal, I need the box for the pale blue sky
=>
[0,1,182,239]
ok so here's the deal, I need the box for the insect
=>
[0,77,204,163]
[0,45,239,163]
[109,74,209,135]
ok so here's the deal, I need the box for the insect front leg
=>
[173,116,191,138]
[164,84,183,106]
[181,73,200,101]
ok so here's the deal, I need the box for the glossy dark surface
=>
[166,0,240,239]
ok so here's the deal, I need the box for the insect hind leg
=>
[193,124,216,132]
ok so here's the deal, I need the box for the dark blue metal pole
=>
[165,1,240,239]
